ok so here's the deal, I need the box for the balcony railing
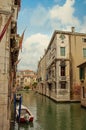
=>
[59,76,66,81]
[14,0,21,6]
[46,77,56,83]
[11,21,17,34]
[14,0,21,11]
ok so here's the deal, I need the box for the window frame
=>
[79,67,85,80]
[82,38,86,43]
[60,47,65,56]
[83,48,86,58]
[60,81,66,89]
[61,66,65,76]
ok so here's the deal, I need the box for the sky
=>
[17,0,86,71]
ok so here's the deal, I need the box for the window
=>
[60,82,66,89]
[60,47,65,56]
[25,79,27,82]
[79,67,85,80]
[83,48,86,57]
[17,80,19,83]
[61,66,65,76]
[82,87,85,98]
[82,38,86,42]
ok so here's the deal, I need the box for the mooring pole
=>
[14,93,16,121]
[18,96,22,122]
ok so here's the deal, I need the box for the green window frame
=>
[83,48,86,57]
[60,47,65,56]
[79,67,85,80]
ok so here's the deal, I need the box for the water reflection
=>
[17,122,33,130]
[11,91,86,130]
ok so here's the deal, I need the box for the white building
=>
[37,27,86,102]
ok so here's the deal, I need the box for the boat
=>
[16,105,34,123]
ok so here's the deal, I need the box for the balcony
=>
[46,77,56,83]
[14,0,21,10]
[47,78,52,84]
[59,76,66,81]
[10,46,19,67]
[10,34,20,50]
[10,37,16,48]
[11,21,17,34]
[14,0,21,6]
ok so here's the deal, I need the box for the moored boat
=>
[16,105,34,123]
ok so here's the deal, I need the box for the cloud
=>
[80,16,86,33]
[18,33,49,71]
[28,0,80,33]
[30,5,49,27]
[50,0,80,28]
[18,0,86,71]
[18,0,81,35]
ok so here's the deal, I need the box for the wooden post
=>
[14,93,16,122]
[18,96,22,122]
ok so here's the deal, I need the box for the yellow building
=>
[78,62,86,107]
[16,70,37,90]
[37,27,86,102]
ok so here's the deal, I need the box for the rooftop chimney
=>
[71,27,75,33]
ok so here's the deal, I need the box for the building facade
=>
[37,55,46,95]
[78,62,86,107]
[37,27,86,102]
[16,70,37,90]
[0,0,21,130]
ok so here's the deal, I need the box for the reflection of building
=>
[78,62,86,107]
[16,70,37,89]
[0,0,21,129]
[37,27,86,102]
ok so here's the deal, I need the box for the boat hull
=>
[16,105,34,123]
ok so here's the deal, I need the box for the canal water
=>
[11,91,86,130]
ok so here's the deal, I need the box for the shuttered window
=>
[60,47,65,56]
[79,67,85,80]
[83,48,86,57]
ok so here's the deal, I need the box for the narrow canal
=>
[11,91,86,130]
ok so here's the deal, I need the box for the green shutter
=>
[83,48,86,57]
[79,68,85,79]
[60,47,65,56]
